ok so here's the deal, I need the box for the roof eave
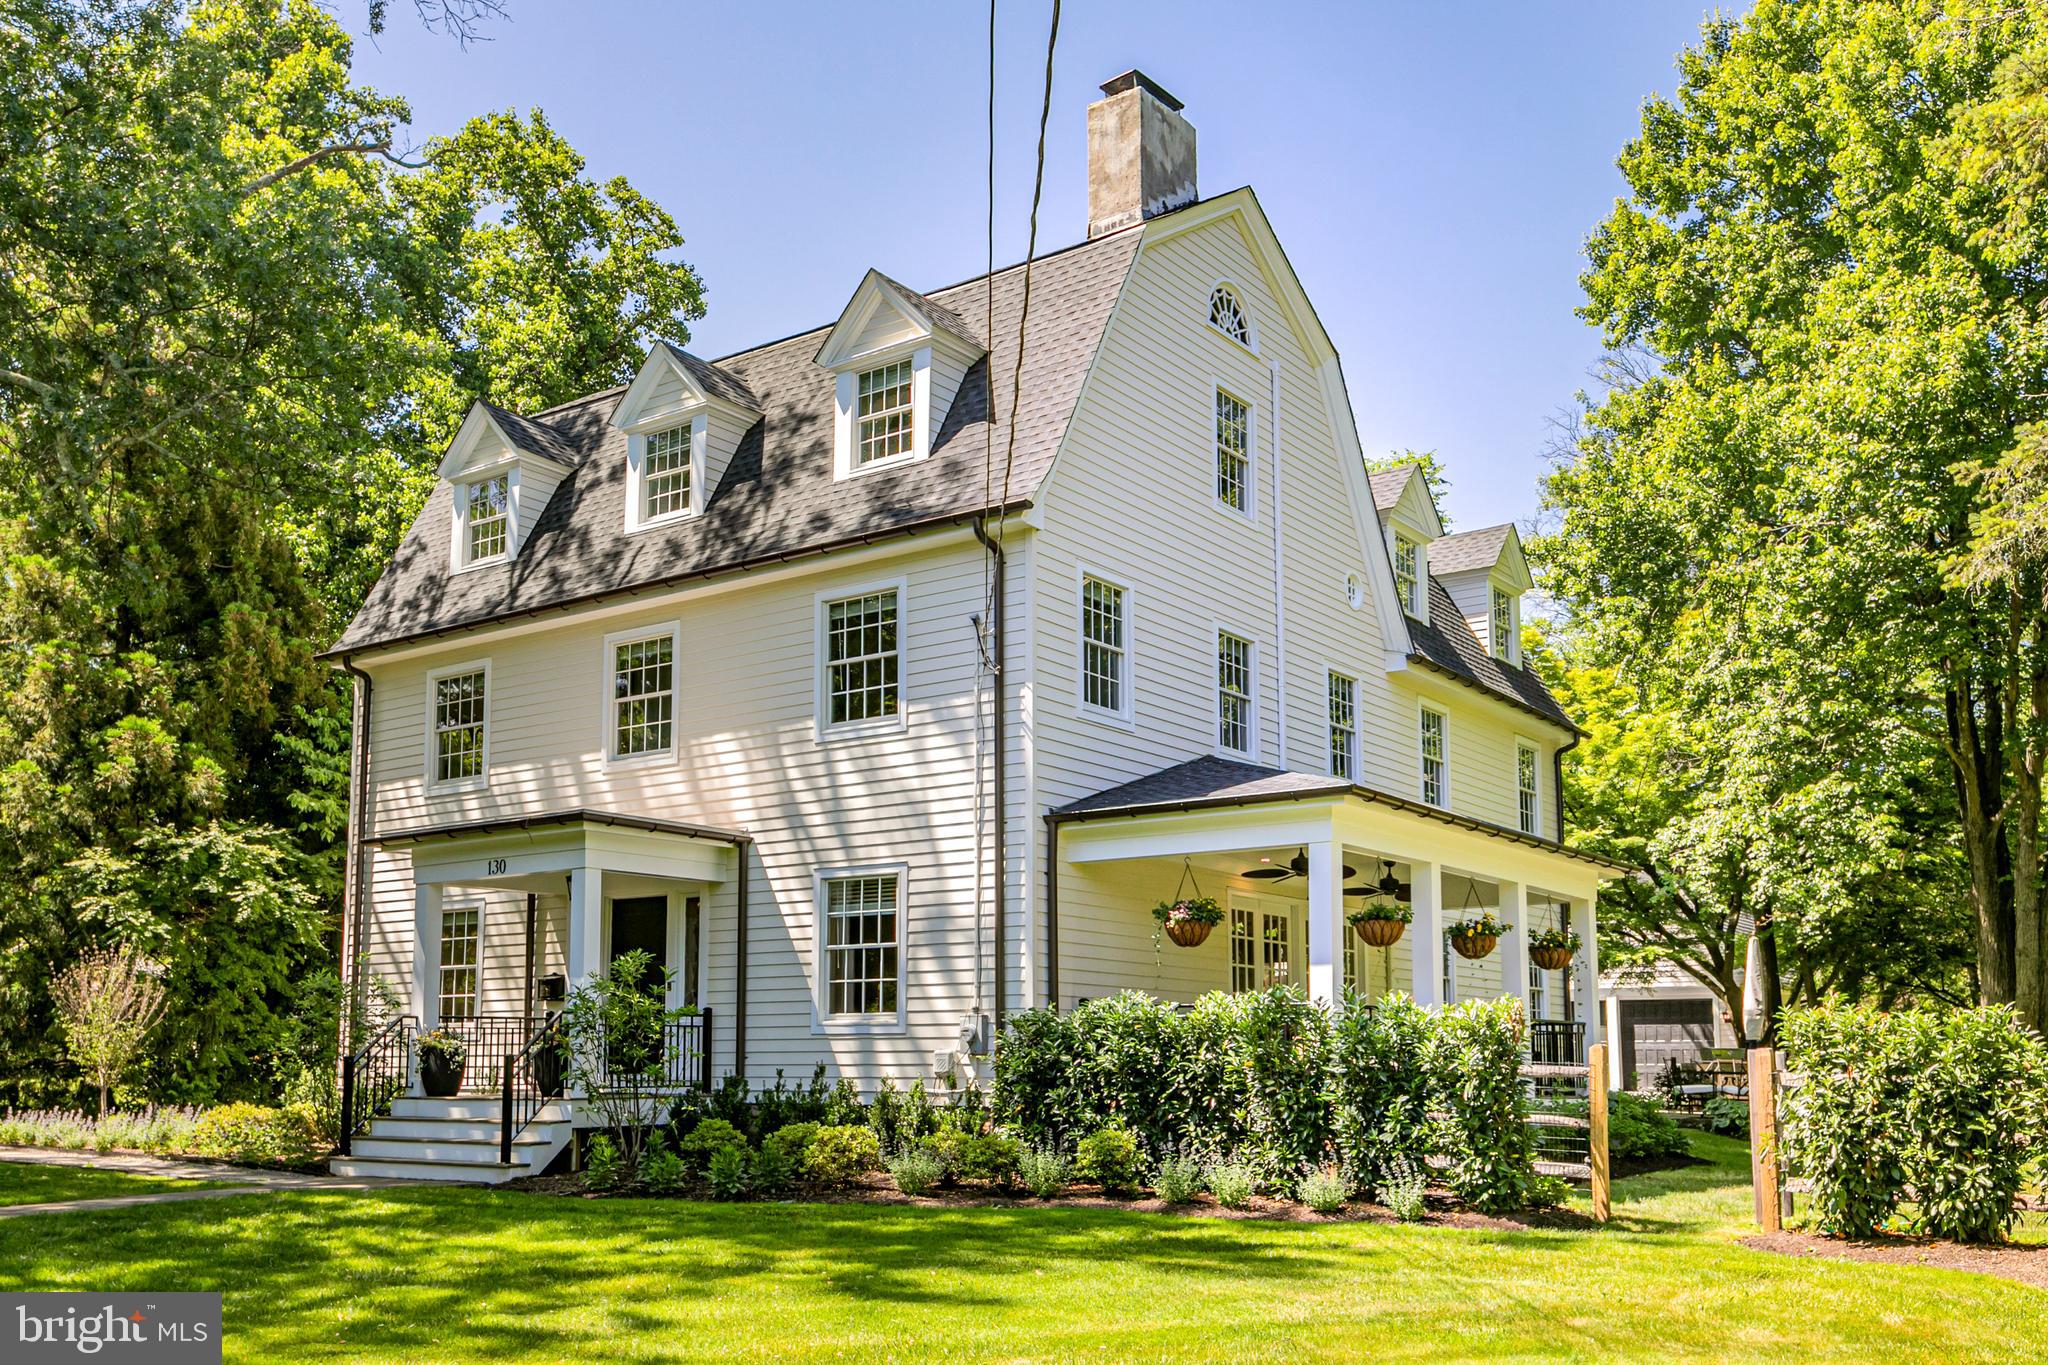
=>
[1405,651,1583,738]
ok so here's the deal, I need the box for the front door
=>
[609,896,669,993]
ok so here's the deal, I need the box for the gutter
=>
[339,657,373,1039]
[972,515,1007,1035]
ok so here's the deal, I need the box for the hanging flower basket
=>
[1152,867,1223,949]
[1347,900,1411,947]
[1528,926,1581,972]
[1165,918,1214,948]
[1448,910,1507,961]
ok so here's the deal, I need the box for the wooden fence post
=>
[1587,1042,1610,1223]
[1748,1045,1780,1232]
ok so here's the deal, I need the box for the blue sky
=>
[351,2,1725,533]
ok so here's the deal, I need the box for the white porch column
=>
[412,882,441,1029]
[1576,896,1604,1051]
[566,866,606,991]
[1495,876,1527,1019]
[1304,839,1345,1011]
[1409,860,1444,1007]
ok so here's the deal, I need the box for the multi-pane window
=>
[825,590,900,727]
[438,908,478,1022]
[1231,907,1257,994]
[1441,929,1454,1004]
[856,360,914,466]
[466,474,509,562]
[1217,631,1253,754]
[1328,671,1357,780]
[1080,576,1127,715]
[1529,954,1550,1020]
[1517,743,1540,834]
[432,669,487,783]
[1262,910,1291,989]
[644,426,692,520]
[1492,586,1514,661]
[1344,923,1357,994]
[1215,389,1251,511]
[1420,707,1447,806]
[611,633,676,759]
[822,873,900,1017]
[1393,535,1419,614]
[1209,285,1251,346]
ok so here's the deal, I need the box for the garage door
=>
[1619,998,1715,1090]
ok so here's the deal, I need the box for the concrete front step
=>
[388,1096,569,1123]
[328,1154,523,1185]
[349,1134,562,1164]
[368,1115,570,1142]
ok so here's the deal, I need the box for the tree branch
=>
[237,140,424,197]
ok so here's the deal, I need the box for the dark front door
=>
[1620,998,1715,1090]
[609,896,669,992]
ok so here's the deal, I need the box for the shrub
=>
[1701,1096,1749,1140]
[1297,1163,1349,1213]
[1153,1154,1203,1204]
[763,1121,821,1169]
[1379,1159,1427,1221]
[188,1103,318,1166]
[804,1124,881,1185]
[887,1148,945,1196]
[822,1078,865,1127]
[640,1133,686,1193]
[1018,1146,1071,1199]
[584,1134,624,1190]
[751,1139,794,1195]
[1329,992,1432,1189]
[677,1117,749,1172]
[1205,1160,1255,1209]
[1779,1003,1910,1238]
[1075,1124,1141,1194]
[1423,998,1535,1213]
[749,1065,831,1139]
[1893,1006,2048,1242]
[707,1144,751,1199]
[1526,1174,1572,1209]
[1606,1092,1687,1161]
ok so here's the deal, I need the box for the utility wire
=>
[999,0,1060,517]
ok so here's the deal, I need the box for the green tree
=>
[1364,449,1452,528]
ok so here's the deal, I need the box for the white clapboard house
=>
[326,71,1621,1181]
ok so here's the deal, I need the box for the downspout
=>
[973,516,1007,1035]
[1042,815,1060,1012]
[339,657,374,1042]
[735,835,751,1083]
[1268,359,1287,765]
[1553,732,1580,843]
[523,894,537,1020]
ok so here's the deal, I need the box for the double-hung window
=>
[438,907,479,1022]
[1216,631,1254,756]
[1420,706,1447,807]
[1328,671,1358,780]
[430,667,488,785]
[1080,576,1129,718]
[1393,535,1419,615]
[609,628,677,761]
[465,474,510,563]
[820,871,901,1021]
[1492,586,1515,662]
[1215,389,1251,512]
[856,360,914,467]
[822,588,901,733]
[1529,953,1550,1020]
[643,426,692,521]
[1517,742,1540,834]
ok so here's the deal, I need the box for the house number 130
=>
[485,858,508,876]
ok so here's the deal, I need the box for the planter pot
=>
[1352,917,1407,948]
[1450,932,1498,961]
[419,1050,465,1097]
[1529,945,1576,972]
[1165,919,1215,948]
[534,1045,568,1099]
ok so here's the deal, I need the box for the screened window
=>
[1230,907,1258,994]
[822,873,900,1017]
[1217,631,1253,754]
[824,590,900,728]
[1215,389,1251,511]
[438,908,478,1022]
[856,360,914,466]
[1492,586,1514,661]
[611,633,676,759]
[1517,743,1540,834]
[1209,285,1252,346]
[644,426,692,520]
[432,669,487,783]
[1394,535,1419,614]
[466,474,509,562]
[1328,671,1357,780]
[1420,707,1447,806]
[1080,576,1127,716]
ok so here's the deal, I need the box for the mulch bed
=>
[1742,1230,2048,1292]
[493,1170,1598,1231]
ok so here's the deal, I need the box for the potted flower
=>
[1151,895,1224,947]
[417,1028,468,1097]
[1528,925,1581,972]
[1448,910,1507,960]
[1346,900,1412,947]
[533,1025,569,1100]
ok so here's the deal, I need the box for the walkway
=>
[0,1144,431,1218]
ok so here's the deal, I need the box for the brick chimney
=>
[1087,70,1198,239]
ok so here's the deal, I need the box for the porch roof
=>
[369,807,751,848]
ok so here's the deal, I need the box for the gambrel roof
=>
[1410,579,1574,732]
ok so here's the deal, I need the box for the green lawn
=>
[0,1161,231,1207]
[0,1134,2036,1361]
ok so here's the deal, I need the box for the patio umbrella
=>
[1741,933,1767,1044]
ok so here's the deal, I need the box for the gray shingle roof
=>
[1368,466,1413,512]
[656,341,760,412]
[1053,757,1353,816]
[1409,579,1575,731]
[332,228,1141,655]
[479,402,581,468]
[870,272,983,350]
[1428,524,1514,575]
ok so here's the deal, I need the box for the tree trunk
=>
[97,1083,108,1119]
[1948,674,2017,1005]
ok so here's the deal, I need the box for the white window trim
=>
[625,416,707,532]
[1418,700,1449,809]
[1327,667,1359,781]
[814,576,910,742]
[1391,530,1423,618]
[1212,382,1258,522]
[1515,736,1542,836]
[832,343,932,481]
[1206,277,1259,353]
[599,622,683,770]
[810,861,910,1035]
[451,460,521,572]
[1491,580,1520,665]
[423,658,492,792]
[1075,565,1136,728]
[1213,623,1260,762]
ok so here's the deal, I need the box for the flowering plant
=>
[1448,910,1508,939]
[1150,896,1223,928]
[1528,926,1581,954]
[1346,901,1413,925]
[416,1028,468,1066]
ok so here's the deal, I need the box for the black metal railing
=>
[594,1010,714,1092]
[339,1014,416,1156]
[499,1014,566,1164]
[434,1014,543,1094]
[1530,1020,1586,1066]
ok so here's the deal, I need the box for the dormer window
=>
[1394,534,1420,615]
[1491,586,1516,663]
[460,471,512,567]
[611,343,761,533]
[1209,283,1253,348]
[857,360,915,467]
[643,427,692,520]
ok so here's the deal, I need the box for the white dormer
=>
[815,270,986,481]
[1431,524,1532,666]
[438,402,576,571]
[610,343,762,532]
[1368,464,1445,623]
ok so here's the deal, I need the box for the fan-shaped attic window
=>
[1208,284,1253,348]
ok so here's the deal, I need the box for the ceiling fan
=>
[1241,848,1357,885]
[1369,859,1412,903]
